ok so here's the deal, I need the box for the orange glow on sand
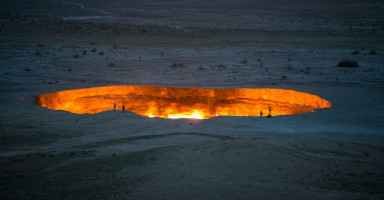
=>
[36,86,331,119]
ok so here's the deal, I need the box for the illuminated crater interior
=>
[36,85,331,119]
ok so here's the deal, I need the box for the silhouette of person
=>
[113,103,116,111]
[122,104,125,113]
[267,106,272,118]
[260,110,263,117]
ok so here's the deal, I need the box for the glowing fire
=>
[36,85,331,119]
[168,110,205,119]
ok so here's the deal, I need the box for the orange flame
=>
[36,86,331,119]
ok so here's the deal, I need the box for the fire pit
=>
[36,86,331,119]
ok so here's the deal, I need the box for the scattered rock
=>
[337,59,359,68]
[369,50,377,55]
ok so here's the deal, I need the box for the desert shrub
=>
[300,69,309,74]
[281,75,287,80]
[98,52,104,56]
[108,62,114,67]
[210,64,226,70]
[351,50,360,55]
[25,67,32,71]
[73,54,79,58]
[198,66,205,70]
[172,62,183,68]
[241,59,247,64]
[369,50,377,55]
[82,50,87,55]
[91,48,97,52]
[337,59,359,68]
[287,65,293,71]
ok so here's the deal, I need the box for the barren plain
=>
[1,0,384,199]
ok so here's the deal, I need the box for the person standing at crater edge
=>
[267,106,272,118]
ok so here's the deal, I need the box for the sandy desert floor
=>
[1,0,384,199]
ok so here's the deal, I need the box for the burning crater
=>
[36,86,331,119]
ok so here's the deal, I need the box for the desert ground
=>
[1,0,384,199]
